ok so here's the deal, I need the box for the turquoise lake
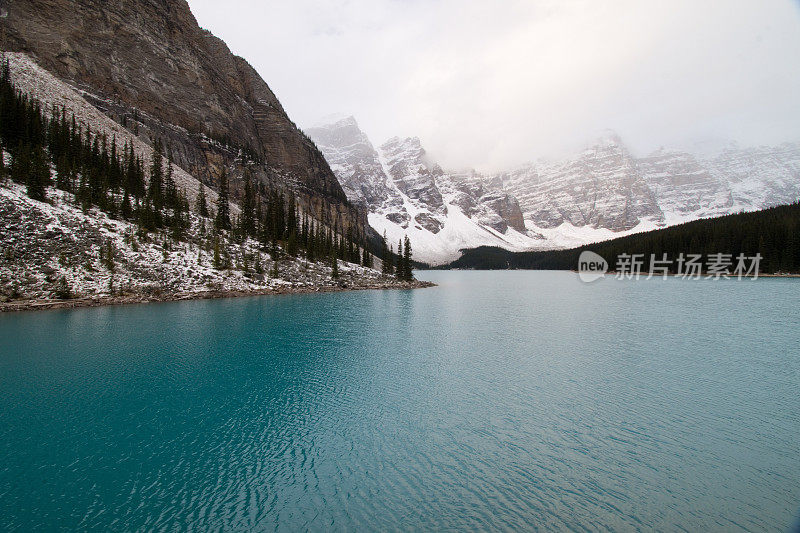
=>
[1,271,799,531]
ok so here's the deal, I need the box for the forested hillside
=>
[0,55,422,307]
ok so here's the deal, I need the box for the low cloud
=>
[187,0,800,171]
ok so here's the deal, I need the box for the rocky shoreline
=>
[0,279,435,313]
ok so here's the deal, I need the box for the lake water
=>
[1,271,799,531]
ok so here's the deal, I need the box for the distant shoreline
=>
[434,268,800,278]
[595,271,800,279]
[0,280,436,314]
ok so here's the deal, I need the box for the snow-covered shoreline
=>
[1,53,415,305]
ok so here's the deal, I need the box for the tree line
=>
[217,169,382,273]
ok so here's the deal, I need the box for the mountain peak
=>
[381,136,422,152]
[593,130,625,148]
[307,113,358,130]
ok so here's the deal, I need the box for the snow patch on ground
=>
[0,53,403,302]
[524,218,664,251]
[0,181,397,301]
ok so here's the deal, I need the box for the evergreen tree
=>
[139,196,156,231]
[381,230,393,274]
[338,231,346,260]
[331,250,339,279]
[53,275,71,300]
[255,198,263,242]
[403,235,413,281]
[213,233,222,269]
[240,170,256,237]
[196,184,209,217]
[347,226,356,263]
[164,147,177,208]
[148,139,164,208]
[396,239,404,281]
[273,191,286,241]
[121,189,132,220]
[305,219,316,262]
[102,239,116,272]
[27,144,50,201]
[125,143,145,198]
[286,192,298,239]
[215,168,231,231]
[55,154,70,191]
[287,230,298,256]
[109,135,121,190]
[10,142,30,185]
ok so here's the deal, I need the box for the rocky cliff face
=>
[3,0,365,235]
[444,169,527,234]
[306,117,532,264]
[304,116,396,209]
[495,134,664,231]
[637,149,734,222]
[496,136,800,231]
[706,143,800,212]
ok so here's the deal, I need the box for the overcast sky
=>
[186,0,800,171]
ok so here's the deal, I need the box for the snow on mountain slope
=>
[307,118,539,264]
[498,136,800,236]
[495,133,664,232]
[367,184,539,265]
[637,148,734,224]
[309,117,800,265]
[708,143,800,211]
[304,116,396,209]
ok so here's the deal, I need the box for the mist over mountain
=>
[307,116,800,264]
[188,0,800,172]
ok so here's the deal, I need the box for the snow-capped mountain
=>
[498,135,800,231]
[306,117,534,264]
[308,118,800,265]
[496,133,664,232]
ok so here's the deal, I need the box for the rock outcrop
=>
[496,135,800,230]
[303,116,394,209]
[495,134,664,231]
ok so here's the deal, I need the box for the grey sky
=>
[186,0,800,171]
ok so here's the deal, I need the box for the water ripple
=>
[0,272,798,531]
